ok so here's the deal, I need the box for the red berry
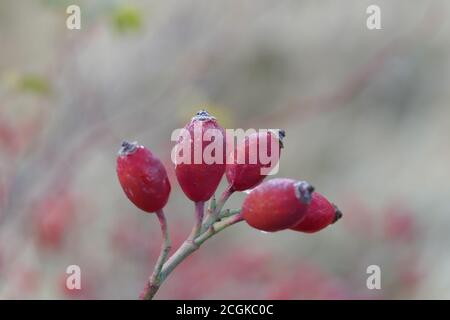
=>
[290,192,342,233]
[116,141,171,213]
[226,130,284,191]
[33,190,76,249]
[175,110,226,202]
[242,178,314,232]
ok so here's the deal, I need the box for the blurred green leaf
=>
[111,5,143,33]
[17,74,51,95]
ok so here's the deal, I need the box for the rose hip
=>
[226,130,284,192]
[290,192,342,233]
[242,178,314,232]
[116,141,171,213]
[175,110,226,202]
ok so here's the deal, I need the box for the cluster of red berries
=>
[116,109,342,234]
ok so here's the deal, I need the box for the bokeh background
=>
[1,0,449,299]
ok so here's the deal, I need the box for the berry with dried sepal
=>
[175,110,226,202]
[226,130,285,192]
[290,192,342,233]
[242,178,314,232]
[116,141,171,213]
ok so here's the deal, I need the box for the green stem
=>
[158,213,243,288]
[141,209,171,300]
[142,188,241,300]
[195,212,243,246]
[219,208,241,219]
[202,195,216,229]
[188,201,205,241]
[202,185,234,232]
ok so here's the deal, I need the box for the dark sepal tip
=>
[193,109,215,121]
[332,204,343,224]
[118,140,138,156]
[295,181,315,204]
[278,129,286,148]
[196,110,210,117]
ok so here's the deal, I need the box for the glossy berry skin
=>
[242,178,314,232]
[290,192,342,233]
[226,130,284,192]
[175,110,226,202]
[116,141,171,213]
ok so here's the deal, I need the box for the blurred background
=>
[1,0,449,299]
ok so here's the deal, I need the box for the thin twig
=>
[219,208,241,219]
[188,201,205,242]
[158,213,243,285]
[203,194,216,222]
[202,185,234,232]
[195,212,243,246]
[140,209,171,300]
